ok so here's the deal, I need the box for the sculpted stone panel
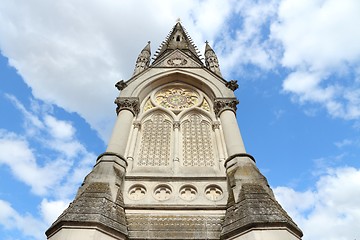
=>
[138,113,172,166]
[128,184,146,200]
[205,185,223,201]
[153,184,172,201]
[182,114,214,167]
[155,86,199,111]
[179,185,197,201]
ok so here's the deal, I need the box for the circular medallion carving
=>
[167,95,187,106]
[155,87,199,110]
[153,184,172,201]
[204,185,223,201]
[179,185,197,201]
[128,184,147,200]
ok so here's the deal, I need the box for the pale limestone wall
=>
[228,228,301,240]
[121,68,235,100]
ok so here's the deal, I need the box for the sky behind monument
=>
[1,0,360,239]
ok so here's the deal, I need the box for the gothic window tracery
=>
[137,113,172,166]
[181,113,215,167]
[134,84,219,170]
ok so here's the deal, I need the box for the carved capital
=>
[173,121,180,130]
[226,80,238,91]
[114,97,140,116]
[213,98,239,117]
[115,80,127,91]
[133,121,141,129]
[212,121,220,130]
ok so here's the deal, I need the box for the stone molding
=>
[213,98,239,117]
[224,153,256,169]
[115,97,140,116]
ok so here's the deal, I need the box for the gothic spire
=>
[133,41,151,76]
[152,22,203,65]
[204,41,222,77]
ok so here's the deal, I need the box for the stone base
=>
[47,226,126,240]
[225,228,301,240]
[126,209,225,239]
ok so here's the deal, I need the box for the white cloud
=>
[0,95,94,197]
[40,199,70,226]
[0,199,46,240]
[215,0,280,75]
[0,0,237,141]
[274,167,360,240]
[272,0,360,120]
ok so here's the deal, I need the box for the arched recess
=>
[179,111,218,168]
[135,111,173,167]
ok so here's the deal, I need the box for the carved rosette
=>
[173,121,180,130]
[213,98,239,117]
[212,121,220,130]
[226,80,238,91]
[115,97,140,116]
[167,57,187,66]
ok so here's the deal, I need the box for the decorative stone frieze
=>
[213,98,239,117]
[115,97,140,116]
[225,80,238,91]
[115,80,127,91]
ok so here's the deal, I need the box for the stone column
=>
[212,121,225,171]
[126,121,141,170]
[106,97,140,157]
[214,98,246,156]
[173,121,180,173]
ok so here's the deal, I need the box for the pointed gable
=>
[151,49,203,68]
[152,21,203,66]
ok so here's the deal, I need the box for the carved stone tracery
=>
[182,114,214,167]
[155,86,199,111]
[138,113,171,167]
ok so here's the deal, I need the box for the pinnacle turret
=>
[205,41,222,77]
[133,41,151,76]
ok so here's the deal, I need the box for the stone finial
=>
[213,98,239,117]
[133,41,151,76]
[115,80,127,91]
[114,97,140,116]
[226,80,238,91]
[204,41,222,77]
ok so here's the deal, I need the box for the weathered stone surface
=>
[127,214,224,239]
[46,182,128,237]
[221,184,303,239]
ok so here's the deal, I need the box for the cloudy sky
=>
[1,0,360,239]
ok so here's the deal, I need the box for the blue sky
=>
[1,0,360,239]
